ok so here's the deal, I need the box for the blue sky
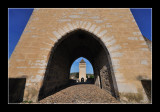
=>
[70,57,93,74]
[130,8,152,41]
[8,8,152,74]
[9,9,34,59]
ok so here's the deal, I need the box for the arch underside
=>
[38,29,119,101]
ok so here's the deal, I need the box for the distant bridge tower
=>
[79,59,87,82]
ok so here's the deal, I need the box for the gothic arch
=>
[46,22,122,76]
[38,27,120,101]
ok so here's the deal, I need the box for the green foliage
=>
[22,101,28,103]
[86,74,94,78]
[76,72,79,78]
[89,75,94,78]
[70,72,94,78]
[22,100,33,103]
[70,72,79,78]
[28,101,33,103]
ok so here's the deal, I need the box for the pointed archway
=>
[38,29,119,101]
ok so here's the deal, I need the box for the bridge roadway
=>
[38,84,119,104]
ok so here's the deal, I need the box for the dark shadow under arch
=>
[38,29,119,101]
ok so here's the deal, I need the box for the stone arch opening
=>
[38,29,119,101]
[69,57,94,84]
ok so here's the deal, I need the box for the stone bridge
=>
[9,8,151,103]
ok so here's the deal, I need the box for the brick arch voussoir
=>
[52,21,122,65]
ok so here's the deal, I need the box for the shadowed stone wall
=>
[9,78,26,103]
[143,36,152,51]
[141,80,151,102]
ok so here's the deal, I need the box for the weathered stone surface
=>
[79,59,87,82]
[9,8,151,103]
[38,84,119,104]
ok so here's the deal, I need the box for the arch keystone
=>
[72,23,78,29]
[76,21,80,28]
[79,21,83,26]
[81,21,87,28]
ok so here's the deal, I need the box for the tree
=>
[75,73,79,78]
[90,75,94,78]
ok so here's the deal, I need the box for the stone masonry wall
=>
[9,8,151,103]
